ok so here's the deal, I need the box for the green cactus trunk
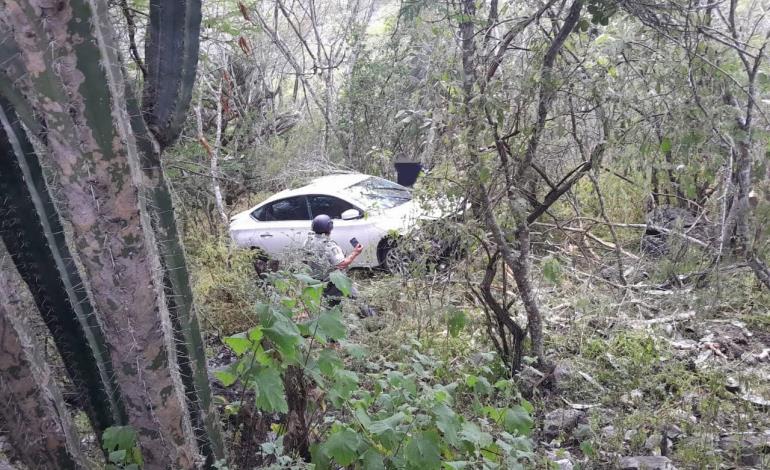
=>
[0,0,213,467]
[0,99,124,436]
[0,238,87,470]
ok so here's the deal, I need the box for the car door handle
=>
[260,233,273,238]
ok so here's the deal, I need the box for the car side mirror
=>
[341,208,363,220]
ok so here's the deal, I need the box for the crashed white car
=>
[229,173,445,270]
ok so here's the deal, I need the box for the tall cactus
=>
[0,238,87,470]
[0,99,124,437]
[0,0,222,467]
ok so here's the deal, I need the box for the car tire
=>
[379,239,411,274]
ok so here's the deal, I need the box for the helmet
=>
[311,214,333,234]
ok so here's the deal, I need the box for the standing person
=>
[303,214,375,317]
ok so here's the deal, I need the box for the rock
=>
[725,377,741,393]
[662,424,684,440]
[619,455,677,469]
[543,408,584,439]
[574,423,593,441]
[546,450,574,470]
[553,361,573,386]
[601,425,617,439]
[644,433,673,454]
[718,433,770,466]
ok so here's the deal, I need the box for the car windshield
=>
[346,177,412,210]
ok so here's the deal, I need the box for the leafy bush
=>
[215,270,535,468]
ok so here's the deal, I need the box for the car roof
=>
[261,173,371,205]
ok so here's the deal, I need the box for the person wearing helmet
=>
[303,214,374,317]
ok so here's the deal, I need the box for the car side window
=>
[308,195,356,219]
[263,196,310,221]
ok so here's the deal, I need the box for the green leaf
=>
[503,406,533,436]
[109,449,127,463]
[443,462,470,470]
[660,136,672,153]
[341,340,367,359]
[329,369,359,405]
[446,308,466,338]
[214,369,237,387]
[294,273,322,285]
[362,448,386,470]
[542,256,562,285]
[224,333,251,356]
[433,403,461,447]
[459,421,492,448]
[302,284,324,309]
[329,270,352,296]
[323,428,362,466]
[317,349,342,376]
[247,326,263,342]
[102,426,137,452]
[405,430,441,469]
[253,368,288,413]
[262,308,302,360]
[317,308,346,340]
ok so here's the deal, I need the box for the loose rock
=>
[619,455,677,469]
[543,408,584,439]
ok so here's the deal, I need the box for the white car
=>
[229,173,439,270]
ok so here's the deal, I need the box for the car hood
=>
[229,209,254,231]
[371,198,458,234]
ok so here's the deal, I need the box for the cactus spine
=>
[0,238,88,470]
[0,0,222,467]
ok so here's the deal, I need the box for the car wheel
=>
[381,241,412,274]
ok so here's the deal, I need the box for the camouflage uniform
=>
[302,233,345,282]
[302,233,374,317]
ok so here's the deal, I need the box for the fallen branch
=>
[629,310,696,327]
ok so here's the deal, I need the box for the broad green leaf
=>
[503,406,533,436]
[214,370,237,387]
[460,421,492,447]
[302,284,324,309]
[322,428,362,466]
[247,326,263,342]
[341,340,367,359]
[446,308,466,338]
[224,333,251,356]
[404,430,441,470]
[368,412,406,434]
[109,450,127,463]
[362,448,386,470]
[262,309,302,360]
[294,273,322,285]
[328,369,359,405]
[317,308,346,340]
[317,349,342,376]
[253,368,288,413]
[102,426,137,452]
[433,403,461,447]
[329,270,352,296]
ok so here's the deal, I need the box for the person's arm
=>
[336,244,363,270]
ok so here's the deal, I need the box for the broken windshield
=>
[346,177,412,210]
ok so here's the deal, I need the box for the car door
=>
[251,196,311,259]
[307,195,378,267]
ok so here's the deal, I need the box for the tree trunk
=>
[0,239,87,470]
